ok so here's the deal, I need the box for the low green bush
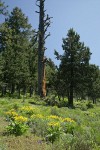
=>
[86,101,94,109]
[5,110,29,136]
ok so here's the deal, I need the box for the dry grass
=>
[0,116,8,134]
[4,135,49,150]
[0,116,50,150]
[0,116,8,150]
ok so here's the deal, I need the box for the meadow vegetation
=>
[0,96,100,150]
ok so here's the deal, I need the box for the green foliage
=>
[6,121,28,136]
[0,1,8,15]
[87,65,100,102]
[45,96,59,106]
[55,28,92,107]
[30,114,48,137]
[46,122,61,143]
[46,58,56,92]
[86,101,94,109]
[5,110,29,136]
[19,106,38,116]
[0,98,99,149]
[50,106,59,116]
[0,144,6,150]
[0,7,38,97]
[62,121,76,135]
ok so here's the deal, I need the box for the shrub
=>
[12,103,20,110]
[72,138,93,150]
[61,118,76,135]
[6,120,28,136]
[46,122,61,143]
[5,110,29,136]
[80,104,87,111]
[30,114,48,137]
[45,96,59,106]
[5,109,18,121]
[0,143,7,150]
[19,106,38,116]
[86,102,94,109]
[50,106,59,116]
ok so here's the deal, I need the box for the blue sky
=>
[1,0,100,67]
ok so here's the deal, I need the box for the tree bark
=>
[38,0,45,97]
[69,54,74,107]
[17,85,20,99]
[93,98,96,104]
[1,85,6,96]
[29,86,33,97]
[11,83,15,94]
[69,83,73,107]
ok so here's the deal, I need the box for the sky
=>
[1,0,100,67]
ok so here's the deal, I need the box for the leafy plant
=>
[86,101,94,109]
[6,120,28,136]
[46,122,61,143]
[61,118,76,135]
[30,114,48,137]
[6,110,28,136]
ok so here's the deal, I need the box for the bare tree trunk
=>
[1,85,6,96]
[17,85,20,99]
[37,0,45,97]
[11,83,15,94]
[36,0,51,97]
[29,86,33,97]
[68,55,74,107]
[69,82,73,107]
[42,58,46,97]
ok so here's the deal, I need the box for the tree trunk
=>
[17,85,20,99]
[1,85,6,96]
[11,83,15,94]
[23,85,26,96]
[37,0,50,97]
[69,55,74,107]
[93,98,96,104]
[29,86,33,97]
[41,59,46,97]
[69,83,73,107]
[58,95,61,101]
[1,85,7,96]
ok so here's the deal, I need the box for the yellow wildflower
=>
[36,114,44,118]
[14,116,28,123]
[31,114,44,119]
[20,106,34,111]
[62,118,75,123]
[48,122,60,127]
[48,115,60,120]
[5,110,18,117]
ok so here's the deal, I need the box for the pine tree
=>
[87,64,100,103]
[0,0,8,15]
[0,7,37,97]
[55,28,91,107]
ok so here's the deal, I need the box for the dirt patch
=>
[0,117,49,150]
[5,135,48,150]
[0,116,8,133]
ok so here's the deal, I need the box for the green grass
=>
[0,97,100,150]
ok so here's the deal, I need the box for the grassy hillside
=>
[0,97,100,150]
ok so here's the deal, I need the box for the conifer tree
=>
[55,28,91,107]
[0,0,8,15]
[0,7,37,97]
